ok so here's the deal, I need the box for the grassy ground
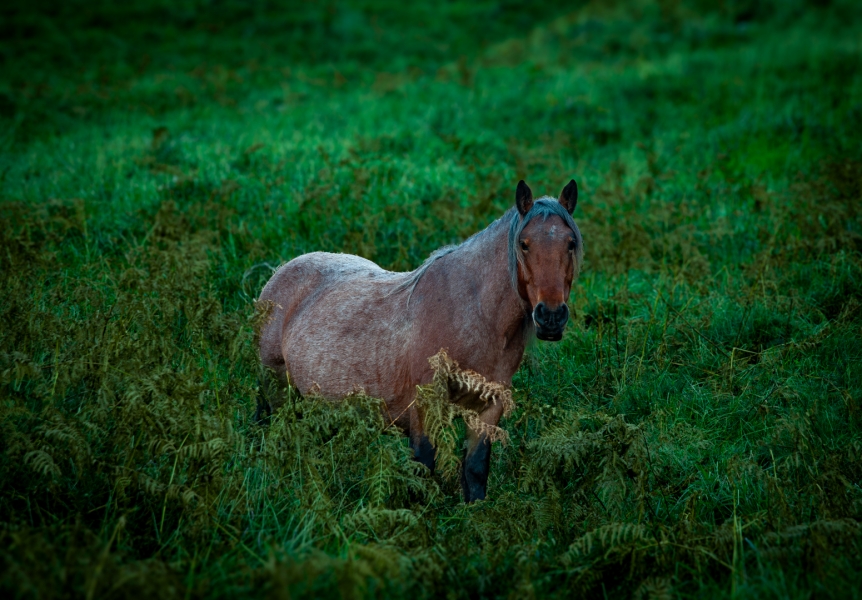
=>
[2,0,861,597]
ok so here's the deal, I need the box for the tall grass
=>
[1,0,861,597]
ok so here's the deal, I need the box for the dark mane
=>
[391,197,582,306]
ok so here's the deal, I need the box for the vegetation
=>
[1,0,861,597]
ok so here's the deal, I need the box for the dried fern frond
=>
[427,350,515,417]
[415,350,515,481]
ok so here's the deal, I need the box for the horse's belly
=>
[282,282,410,401]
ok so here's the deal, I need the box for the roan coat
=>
[257,180,583,501]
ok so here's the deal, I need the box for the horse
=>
[256,179,583,502]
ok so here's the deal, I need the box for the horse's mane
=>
[392,197,582,307]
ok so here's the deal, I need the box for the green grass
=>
[1,0,861,597]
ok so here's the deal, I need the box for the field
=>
[2,0,862,597]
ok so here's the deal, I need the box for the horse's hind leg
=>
[255,364,288,424]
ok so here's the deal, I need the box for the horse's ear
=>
[559,179,578,214]
[515,180,533,216]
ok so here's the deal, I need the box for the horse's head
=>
[510,180,583,341]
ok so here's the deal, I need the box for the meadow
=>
[1,0,861,597]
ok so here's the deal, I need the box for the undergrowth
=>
[1,0,861,598]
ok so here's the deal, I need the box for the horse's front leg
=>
[461,401,505,502]
[408,404,436,473]
[461,430,491,502]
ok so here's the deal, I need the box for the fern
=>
[417,349,514,482]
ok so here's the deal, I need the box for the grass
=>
[1,0,861,597]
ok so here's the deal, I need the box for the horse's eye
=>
[568,240,576,252]
[520,240,529,252]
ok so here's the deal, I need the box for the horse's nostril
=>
[534,302,547,325]
[534,302,569,329]
[557,304,569,326]
[549,307,565,327]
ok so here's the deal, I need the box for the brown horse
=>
[257,179,583,501]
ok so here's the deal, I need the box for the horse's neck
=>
[452,215,531,368]
[479,218,530,340]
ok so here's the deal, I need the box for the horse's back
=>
[258,252,412,399]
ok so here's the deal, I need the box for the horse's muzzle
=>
[533,302,569,341]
